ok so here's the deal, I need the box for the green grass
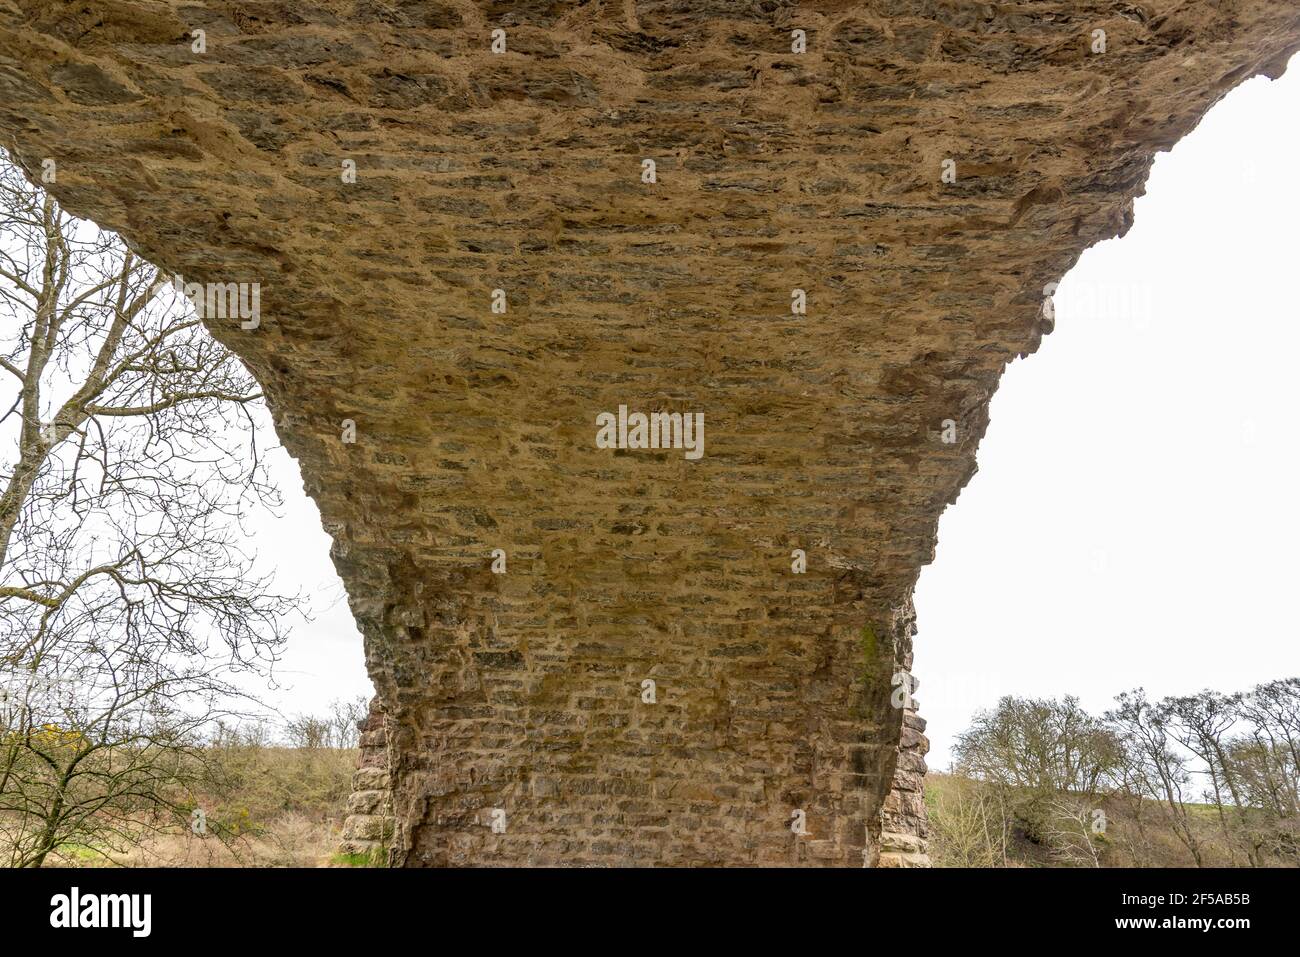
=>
[330,846,387,868]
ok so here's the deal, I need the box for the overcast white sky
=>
[246,443,371,719]
[257,60,1300,759]
[915,61,1300,766]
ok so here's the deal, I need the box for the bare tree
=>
[1106,689,1205,866]
[1163,690,1260,866]
[327,696,369,751]
[1232,680,1300,860]
[942,682,1300,867]
[1105,733,1158,865]
[1237,679,1300,819]
[284,715,332,750]
[953,694,1122,842]
[0,651,258,867]
[0,156,296,866]
[954,695,1122,798]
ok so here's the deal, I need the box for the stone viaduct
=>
[0,1,1295,866]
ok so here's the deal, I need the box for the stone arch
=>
[1,1,1296,866]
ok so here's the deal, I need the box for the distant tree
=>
[284,697,368,751]
[1232,680,1300,859]
[327,696,369,750]
[1105,689,1204,866]
[284,715,331,750]
[1236,679,1300,818]
[954,695,1122,800]
[953,693,1123,845]
[946,681,1300,868]
[1162,690,1259,865]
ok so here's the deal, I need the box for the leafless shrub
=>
[927,774,1012,867]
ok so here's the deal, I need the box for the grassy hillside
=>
[21,752,1296,868]
[36,745,358,868]
[926,772,1291,867]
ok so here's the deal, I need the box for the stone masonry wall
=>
[879,600,929,867]
[0,1,1295,866]
[340,698,393,858]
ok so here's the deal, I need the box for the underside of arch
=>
[1,1,1296,866]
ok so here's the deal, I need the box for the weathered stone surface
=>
[0,1,1295,867]
[340,699,393,858]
